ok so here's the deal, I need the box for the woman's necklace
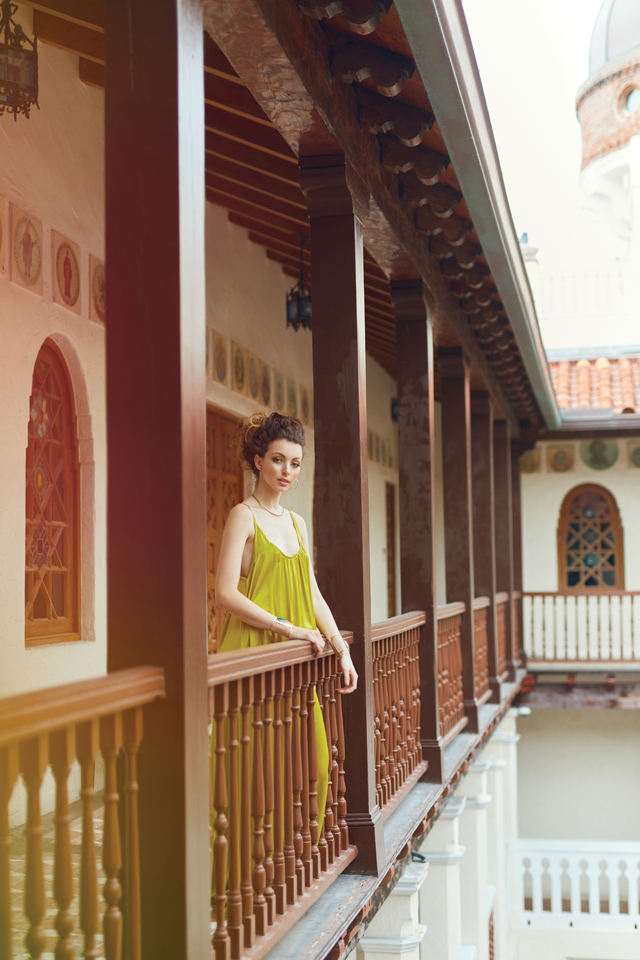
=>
[252,493,285,517]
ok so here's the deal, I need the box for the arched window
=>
[557,484,624,590]
[25,342,79,643]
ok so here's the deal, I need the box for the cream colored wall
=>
[521,439,640,591]
[0,20,106,699]
[517,709,640,841]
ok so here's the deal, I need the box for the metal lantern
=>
[0,0,39,120]
[286,236,312,332]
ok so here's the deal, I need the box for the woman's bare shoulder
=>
[227,502,255,530]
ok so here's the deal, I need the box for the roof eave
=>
[394,0,562,430]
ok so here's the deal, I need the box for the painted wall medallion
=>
[581,439,618,470]
[547,446,574,473]
[53,232,81,313]
[89,255,106,322]
[300,386,311,426]
[274,371,285,411]
[248,353,260,401]
[11,206,43,294]
[212,331,228,385]
[260,361,271,406]
[0,194,5,274]
[628,442,640,468]
[231,342,247,395]
[287,378,298,417]
[521,448,541,474]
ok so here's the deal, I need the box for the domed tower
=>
[576,0,640,246]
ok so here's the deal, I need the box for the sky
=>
[462,0,640,349]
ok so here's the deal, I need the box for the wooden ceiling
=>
[25,0,542,423]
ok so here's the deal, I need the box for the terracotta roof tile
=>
[549,356,639,414]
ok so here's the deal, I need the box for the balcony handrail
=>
[0,665,165,748]
[472,596,490,611]
[438,601,466,619]
[495,591,509,605]
[524,589,640,598]
[207,632,354,686]
[371,610,426,641]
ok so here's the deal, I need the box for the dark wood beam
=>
[79,57,104,89]
[33,9,104,62]
[205,103,294,160]
[206,130,297,183]
[205,155,306,208]
[205,189,308,234]
[23,0,103,31]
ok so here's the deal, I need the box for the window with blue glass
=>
[558,484,624,590]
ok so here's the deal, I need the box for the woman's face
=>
[255,439,303,494]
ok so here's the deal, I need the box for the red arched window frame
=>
[25,341,80,644]
[557,483,624,592]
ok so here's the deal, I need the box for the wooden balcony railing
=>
[435,602,466,741]
[0,666,165,960]
[495,592,509,680]
[523,591,640,667]
[472,597,491,701]
[513,590,522,664]
[207,639,356,960]
[371,613,426,817]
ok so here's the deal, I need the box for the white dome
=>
[589,0,640,74]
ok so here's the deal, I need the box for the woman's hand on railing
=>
[338,649,358,694]
[290,625,326,657]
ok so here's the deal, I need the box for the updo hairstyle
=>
[236,412,306,480]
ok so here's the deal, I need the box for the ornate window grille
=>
[557,484,624,590]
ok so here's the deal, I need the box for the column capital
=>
[389,279,429,323]
[470,391,493,416]
[439,347,471,379]
[299,156,369,222]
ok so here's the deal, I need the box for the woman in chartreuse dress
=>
[214,412,358,837]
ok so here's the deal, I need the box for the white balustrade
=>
[519,839,640,928]
[523,592,640,667]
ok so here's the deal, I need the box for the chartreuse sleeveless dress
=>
[213,506,329,847]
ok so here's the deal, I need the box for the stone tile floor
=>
[10,793,105,959]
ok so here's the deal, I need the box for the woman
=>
[214,411,358,840]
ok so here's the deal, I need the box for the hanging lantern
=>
[0,0,39,121]
[286,236,312,332]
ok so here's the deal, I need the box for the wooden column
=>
[494,422,517,681]
[391,280,443,781]
[104,4,210,958]
[471,395,501,701]
[300,157,384,875]
[511,440,524,669]
[440,350,479,732]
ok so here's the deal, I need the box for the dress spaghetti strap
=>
[289,510,304,547]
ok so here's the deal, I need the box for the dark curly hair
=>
[236,412,306,479]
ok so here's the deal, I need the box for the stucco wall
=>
[521,439,640,592]
[0,24,106,699]
[517,709,640,841]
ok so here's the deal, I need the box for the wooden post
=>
[391,280,443,781]
[471,394,501,701]
[440,350,479,731]
[494,421,517,680]
[300,157,384,875]
[511,440,524,669]
[104,3,210,958]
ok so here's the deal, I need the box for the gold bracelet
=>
[330,633,348,656]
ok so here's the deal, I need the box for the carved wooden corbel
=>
[415,207,472,245]
[299,0,393,37]
[464,263,490,288]
[379,135,448,184]
[441,257,465,279]
[451,278,473,299]
[430,237,482,268]
[460,298,481,315]
[354,85,433,146]
[332,38,414,96]
[398,172,461,216]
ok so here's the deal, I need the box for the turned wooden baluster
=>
[315,668,329,873]
[282,670,296,903]
[395,643,407,785]
[389,644,400,793]
[212,686,230,960]
[328,676,341,854]
[372,653,383,808]
[291,669,304,897]
[335,675,349,850]
[123,708,143,960]
[321,670,335,865]
[299,663,312,888]
[307,667,320,881]
[381,647,392,800]
[100,713,123,960]
[76,720,100,960]
[49,727,76,960]
[240,677,255,946]
[20,735,48,960]
[0,744,19,960]
[227,680,244,958]
[272,672,286,915]
[251,675,267,936]
[262,674,275,925]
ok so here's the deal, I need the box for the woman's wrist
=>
[270,616,292,639]
[329,632,348,656]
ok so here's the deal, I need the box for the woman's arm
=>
[216,504,324,654]
[296,514,358,693]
